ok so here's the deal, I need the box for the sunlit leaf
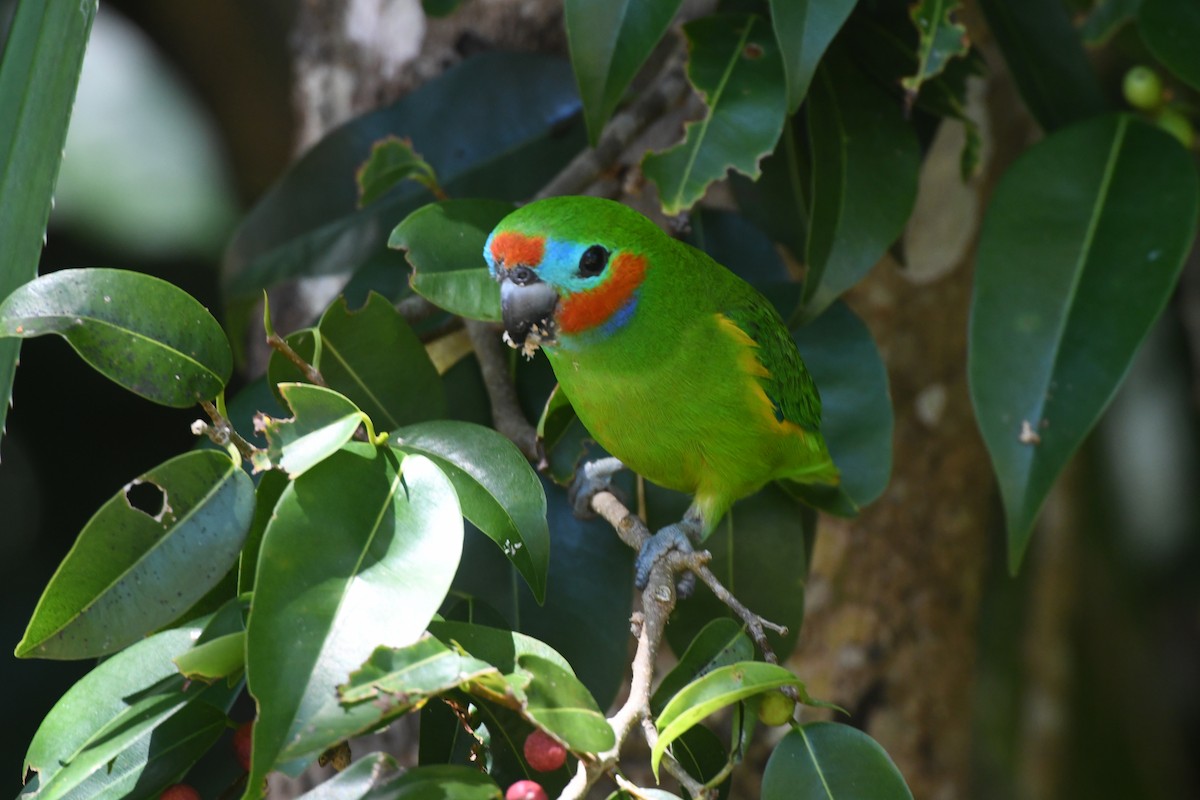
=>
[652,618,754,715]
[174,631,246,682]
[516,654,615,753]
[255,383,370,478]
[762,723,913,799]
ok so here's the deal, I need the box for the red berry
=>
[505,780,548,800]
[522,729,567,772]
[160,784,200,800]
[231,720,253,772]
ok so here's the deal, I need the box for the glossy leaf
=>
[899,0,969,102]
[770,0,857,112]
[16,450,254,659]
[762,723,913,799]
[428,619,574,673]
[970,114,1198,571]
[357,135,443,207]
[0,268,232,406]
[0,0,96,449]
[222,53,582,302]
[1140,0,1200,91]
[367,765,501,799]
[651,618,754,715]
[393,419,550,602]
[388,198,512,321]
[296,752,398,800]
[566,0,684,143]
[977,0,1106,131]
[238,467,289,594]
[255,383,370,478]
[644,15,787,215]
[652,661,807,777]
[174,631,246,681]
[791,299,894,513]
[673,725,732,799]
[245,445,462,793]
[801,55,921,317]
[517,654,615,753]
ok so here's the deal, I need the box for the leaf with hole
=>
[643,14,787,215]
[255,383,372,478]
[393,420,550,603]
[970,114,1198,572]
[899,0,969,102]
[389,199,512,321]
[0,268,232,407]
[15,450,254,659]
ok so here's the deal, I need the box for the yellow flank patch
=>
[714,313,806,439]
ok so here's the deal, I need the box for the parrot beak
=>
[499,269,560,353]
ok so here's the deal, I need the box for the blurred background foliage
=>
[0,1,1198,798]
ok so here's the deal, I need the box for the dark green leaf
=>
[1140,0,1200,91]
[1082,0,1142,45]
[389,199,512,321]
[686,208,790,285]
[644,14,787,215]
[762,723,913,799]
[222,53,583,302]
[296,752,399,799]
[899,0,969,102]
[652,661,806,777]
[245,445,462,792]
[16,450,254,659]
[422,0,462,18]
[254,383,371,477]
[977,0,1107,131]
[393,420,550,602]
[970,114,1198,571]
[801,55,921,317]
[652,618,754,715]
[673,725,732,799]
[566,0,684,143]
[238,468,289,594]
[0,0,95,449]
[367,764,501,800]
[517,653,615,753]
[0,268,232,406]
[357,136,443,207]
[770,0,857,112]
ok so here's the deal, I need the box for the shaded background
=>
[1,2,1198,798]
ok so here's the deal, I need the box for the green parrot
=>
[484,196,838,587]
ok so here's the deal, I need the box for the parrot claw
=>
[635,520,701,598]
[569,457,626,518]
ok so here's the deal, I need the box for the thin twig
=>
[196,399,259,461]
[266,332,326,387]
[463,318,539,460]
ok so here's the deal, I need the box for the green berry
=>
[1123,66,1164,111]
[757,690,796,726]
[1156,108,1195,149]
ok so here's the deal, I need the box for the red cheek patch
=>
[490,231,545,268]
[558,252,648,334]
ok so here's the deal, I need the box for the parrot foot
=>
[569,457,626,518]
[635,518,702,598]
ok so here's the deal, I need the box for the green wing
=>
[721,291,823,434]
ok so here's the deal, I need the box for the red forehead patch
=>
[490,231,545,269]
[558,252,648,335]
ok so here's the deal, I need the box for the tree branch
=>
[463,318,539,460]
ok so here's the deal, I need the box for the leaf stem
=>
[196,399,259,462]
[266,330,327,387]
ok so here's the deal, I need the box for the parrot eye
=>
[578,245,609,278]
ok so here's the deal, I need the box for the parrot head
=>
[483,197,661,355]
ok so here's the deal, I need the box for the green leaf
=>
[769,0,856,112]
[899,0,969,103]
[222,53,583,303]
[238,467,289,594]
[791,299,894,513]
[644,14,787,215]
[245,445,462,793]
[296,752,398,799]
[651,618,754,715]
[389,198,513,321]
[566,0,684,143]
[1140,0,1200,91]
[255,383,371,478]
[0,268,232,406]
[656,483,810,658]
[673,725,732,799]
[970,114,1198,572]
[0,0,96,451]
[516,654,615,753]
[428,619,575,674]
[976,0,1107,131]
[16,450,254,659]
[357,135,443,208]
[652,661,806,777]
[1081,0,1142,45]
[174,631,246,682]
[393,420,550,603]
[367,765,501,799]
[801,55,921,317]
[762,723,914,799]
